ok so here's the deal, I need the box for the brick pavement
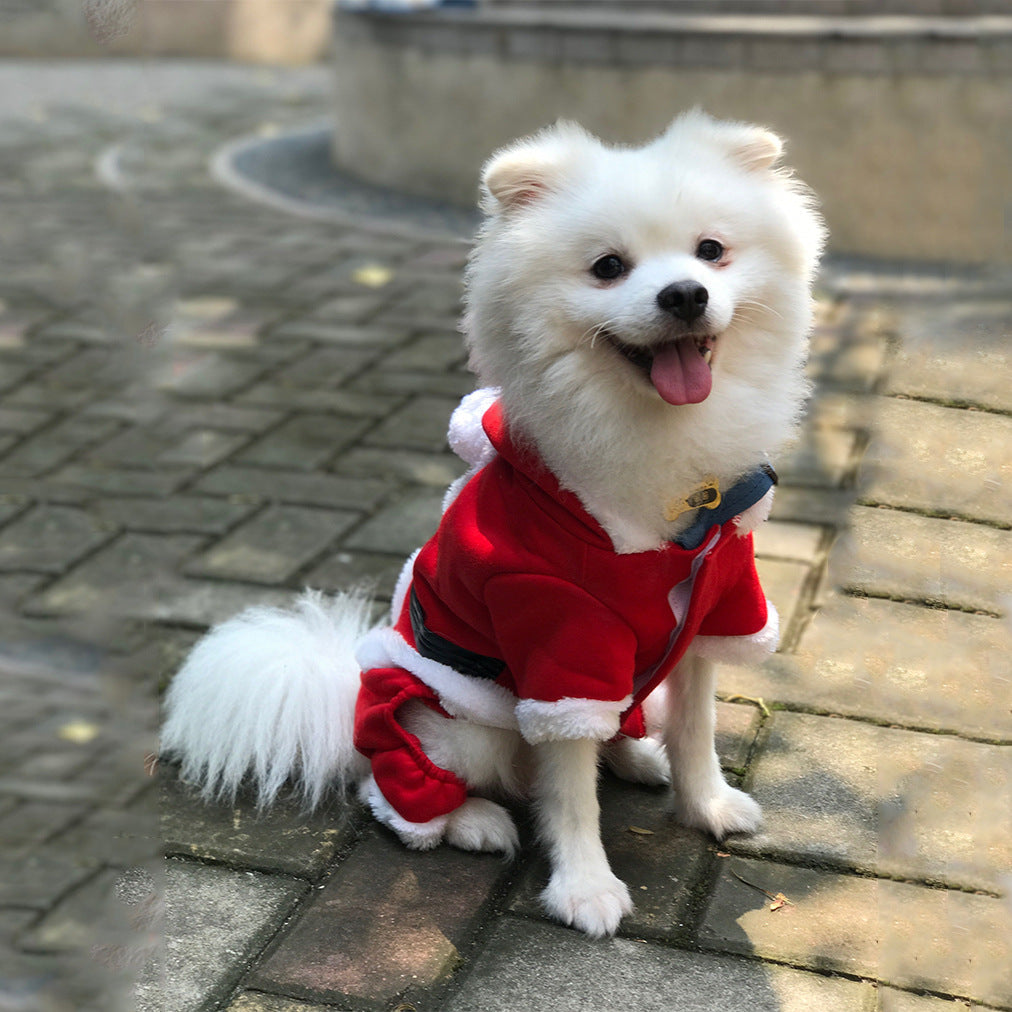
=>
[0,61,1009,1012]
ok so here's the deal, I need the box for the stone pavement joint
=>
[0,60,1009,1012]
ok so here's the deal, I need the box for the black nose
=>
[657,281,708,323]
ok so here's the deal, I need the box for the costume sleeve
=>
[692,532,779,664]
[483,573,638,744]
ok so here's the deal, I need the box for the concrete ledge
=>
[331,7,1011,263]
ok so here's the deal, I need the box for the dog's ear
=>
[665,111,784,173]
[726,125,783,172]
[480,122,591,213]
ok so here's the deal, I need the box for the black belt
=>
[409,588,506,682]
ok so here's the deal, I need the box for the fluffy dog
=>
[162,111,824,938]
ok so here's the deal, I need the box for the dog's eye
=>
[591,255,626,281]
[695,239,724,262]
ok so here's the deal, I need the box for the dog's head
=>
[464,111,824,431]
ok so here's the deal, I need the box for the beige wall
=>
[332,37,1009,264]
[0,0,331,64]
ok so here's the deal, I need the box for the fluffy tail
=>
[161,590,373,809]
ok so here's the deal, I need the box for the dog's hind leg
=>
[663,652,762,839]
[602,735,670,786]
[400,701,522,855]
[533,737,633,937]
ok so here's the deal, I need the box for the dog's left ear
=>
[480,122,591,213]
[726,125,783,172]
[668,112,784,173]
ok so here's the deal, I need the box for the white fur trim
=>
[362,775,448,850]
[390,549,420,623]
[733,486,775,537]
[691,600,780,664]
[355,626,520,730]
[447,387,500,467]
[514,694,632,745]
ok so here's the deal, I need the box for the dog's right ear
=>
[480,122,590,214]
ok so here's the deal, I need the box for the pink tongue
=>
[649,337,713,405]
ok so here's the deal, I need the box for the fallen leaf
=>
[628,826,655,836]
[58,720,100,744]
[352,264,394,288]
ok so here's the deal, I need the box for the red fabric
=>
[354,666,468,824]
[355,401,770,823]
[398,402,767,714]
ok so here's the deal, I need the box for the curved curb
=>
[209,122,477,243]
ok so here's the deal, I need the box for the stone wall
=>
[331,8,1011,264]
[0,0,331,63]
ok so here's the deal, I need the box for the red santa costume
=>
[354,391,779,827]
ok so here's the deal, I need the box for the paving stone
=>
[0,504,110,572]
[444,917,870,1012]
[333,446,466,488]
[877,988,976,1011]
[770,485,860,528]
[510,773,711,942]
[806,325,889,393]
[161,773,362,879]
[777,425,860,488]
[25,532,202,614]
[700,857,1012,1007]
[754,557,810,645]
[732,711,1012,892]
[0,415,121,477]
[91,495,256,535]
[267,320,406,347]
[830,506,1012,613]
[382,333,468,373]
[47,463,193,497]
[363,395,459,453]
[236,382,405,417]
[54,804,160,867]
[184,504,356,583]
[309,292,386,323]
[753,520,826,564]
[153,351,267,399]
[226,995,335,1012]
[860,398,1012,527]
[272,346,380,388]
[343,488,445,556]
[191,465,390,511]
[156,428,250,468]
[236,414,371,470]
[0,800,89,851]
[147,859,307,1012]
[0,406,51,435]
[352,367,477,399]
[715,701,761,771]
[249,825,511,1008]
[0,850,96,908]
[303,549,405,600]
[885,299,1012,412]
[717,593,1012,741]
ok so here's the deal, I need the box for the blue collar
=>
[673,464,777,550]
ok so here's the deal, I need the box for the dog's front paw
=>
[541,869,633,938]
[678,784,762,841]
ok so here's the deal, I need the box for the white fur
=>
[664,652,762,838]
[466,110,823,553]
[161,590,371,809]
[161,110,822,938]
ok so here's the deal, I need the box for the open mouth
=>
[601,332,717,405]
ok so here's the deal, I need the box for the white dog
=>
[162,111,824,938]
